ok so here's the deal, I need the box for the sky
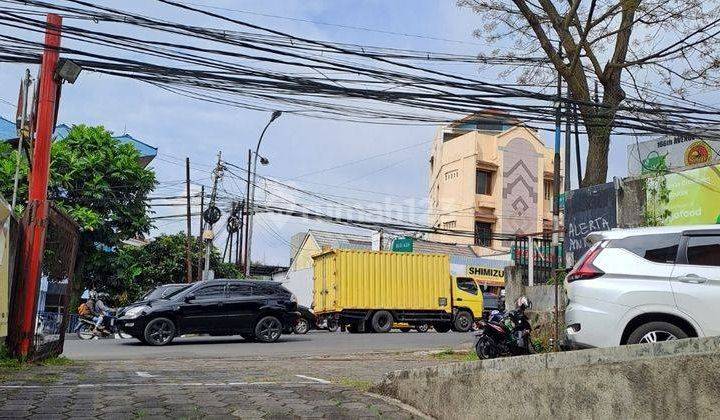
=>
[0,0,658,266]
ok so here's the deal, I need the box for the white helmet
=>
[515,296,531,310]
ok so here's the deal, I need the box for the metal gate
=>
[7,202,79,361]
[511,235,564,285]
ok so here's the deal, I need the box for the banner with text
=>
[658,165,720,225]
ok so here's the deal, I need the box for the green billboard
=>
[660,165,720,225]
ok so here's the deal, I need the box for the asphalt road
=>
[63,329,475,360]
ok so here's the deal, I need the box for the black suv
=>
[117,279,299,345]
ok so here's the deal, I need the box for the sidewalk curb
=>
[364,391,434,420]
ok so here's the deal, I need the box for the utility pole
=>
[564,87,572,192]
[203,152,223,280]
[12,69,32,210]
[18,14,62,358]
[185,157,192,283]
[573,104,583,187]
[197,185,204,278]
[236,199,243,267]
[236,199,244,269]
[243,149,251,276]
[551,42,563,352]
[228,204,234,264]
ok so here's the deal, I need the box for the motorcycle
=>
[474,296,534,359]
[75,312,132,340]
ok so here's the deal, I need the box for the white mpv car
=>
[565,225,720,348]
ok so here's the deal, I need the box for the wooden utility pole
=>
[18,14,62,358]
[185,157,192,283]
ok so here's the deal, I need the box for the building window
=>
[430,156,434,173]
[475,222,492,247]
[476,170,492,195]
[544,180,552,201]
[442,220,456,229]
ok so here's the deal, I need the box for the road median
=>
[376,336,720,419]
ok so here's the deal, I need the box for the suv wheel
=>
[627,321,688,345]
[255,316,283,343]
[143,318,175,346]
[294,318,310,335]
[370,311,393,333]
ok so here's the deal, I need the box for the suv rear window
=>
[609,233,680,264]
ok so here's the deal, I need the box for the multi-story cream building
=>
[428,114,562,253]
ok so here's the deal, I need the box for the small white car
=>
[564,225,720,348]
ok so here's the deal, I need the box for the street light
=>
[55,58,82,84]
[245,111,282,276]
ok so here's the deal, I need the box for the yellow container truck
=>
[312,249,484,333]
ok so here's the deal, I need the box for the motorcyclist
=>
[507,296,532,348]
[87,291,115,334]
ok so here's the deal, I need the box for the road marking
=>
[0,381,328,389]
[135,371,154,378]
[295,374,331,384]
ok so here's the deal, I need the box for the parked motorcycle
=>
[474,296,534,359]
[76,313,132,340]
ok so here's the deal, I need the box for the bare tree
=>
[460,0,720,187]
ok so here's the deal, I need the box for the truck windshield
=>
[456,277,479,295]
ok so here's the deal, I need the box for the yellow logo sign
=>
[684,141,712,166]
[466,266,505,285]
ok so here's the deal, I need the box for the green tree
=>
[0,125,157,294]
[114,233,241,304]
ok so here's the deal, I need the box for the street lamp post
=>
[245,111,281,277]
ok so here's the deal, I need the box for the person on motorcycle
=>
[508,296,532,348]
[87,291,115,334]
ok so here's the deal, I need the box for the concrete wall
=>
[617,177,647,228]
[503,266,564,313]
[376,336,720,419]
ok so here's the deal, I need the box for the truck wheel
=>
[415,324,430,333]
[327,319,340,332]
[370,311,393,333]
[434,324,451,333]
[453,311,474,332]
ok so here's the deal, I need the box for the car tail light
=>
[566,242,605,283]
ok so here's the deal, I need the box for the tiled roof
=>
[412,239,478,258]
[53,125,157,159]
[306,229,479,258]
[2,119,156,166]
[0,116,17,141]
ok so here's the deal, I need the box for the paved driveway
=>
[2,331,475,418]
